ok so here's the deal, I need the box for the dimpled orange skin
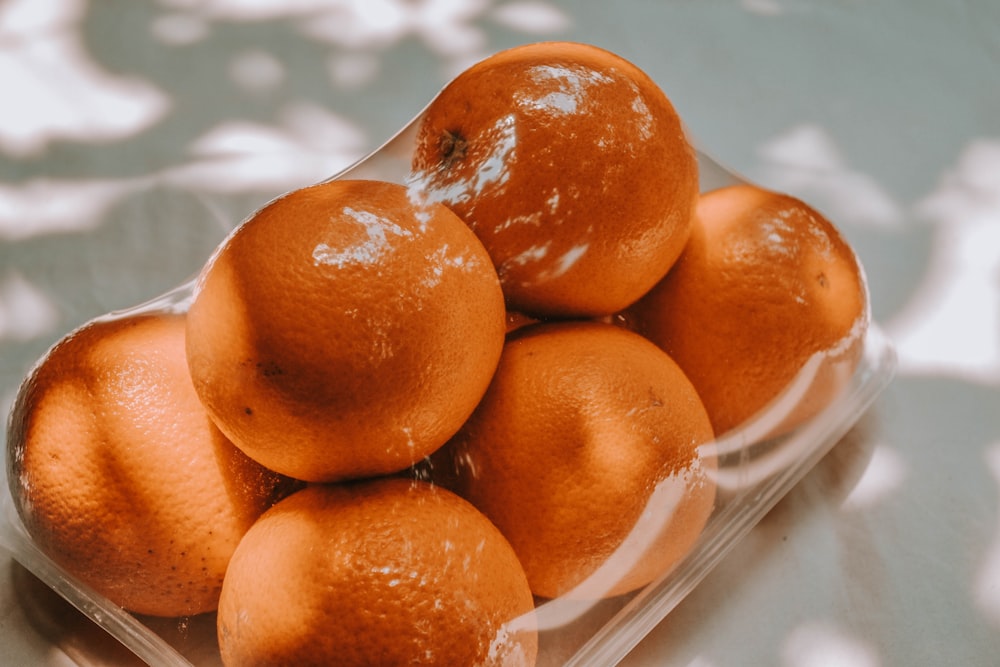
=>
[185,179,506,483]
[6,312,295,617]
[217,478,538,667]
[409,41,699,319]
[422,321,717,600]
[622,184,870,437]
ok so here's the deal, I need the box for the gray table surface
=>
[2,1,999,665]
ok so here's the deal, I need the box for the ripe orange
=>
[6,311,295,617]
[217,478,538,666]
[185,179,506,483]
[621,184,870,437]
[409,41,699,319]
[420,320,717,600]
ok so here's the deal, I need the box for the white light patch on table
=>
[0,0,169,157]
[974,441,1000,627]
[756,123,905,229]
[781,620,879,667]
[0,270,60,342]
[887,139,1000,386]
[840,443,907,512]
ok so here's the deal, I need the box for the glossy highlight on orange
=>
[185,179,506,483]
[410,41,699,319]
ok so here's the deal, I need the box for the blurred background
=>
[1,0,998,665]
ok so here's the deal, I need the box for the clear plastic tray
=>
[1,100,897,666]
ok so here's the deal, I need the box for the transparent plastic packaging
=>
[1,101,897,666]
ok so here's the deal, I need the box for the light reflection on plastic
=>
[974,441,1000,628]
[514,475,687,632]
[780,620,879,667]
[700,346,855,493]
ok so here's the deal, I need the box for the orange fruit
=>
[409,41,699,319]
[420,320,717,600]
[621,184,870,437]
[6,311,295,617]
[216,478,538,667]
[185,179,506,483]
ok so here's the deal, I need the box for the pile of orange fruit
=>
[6,42,869,666]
